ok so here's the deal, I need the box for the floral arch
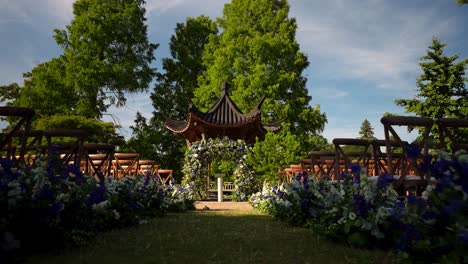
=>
[182,137,258,201]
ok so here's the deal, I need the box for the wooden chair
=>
[157,169,173,184]
[7,130,44,166]
[380,116,433,196]
[83,143,115,178]
[0,107,35,165]
[43,129,88,168]
[370,139,407,176]
[332,138,372,181]
[138,160,159,177]
[112,153,140,179]
[436,118,468,153]
[307,151,337,180]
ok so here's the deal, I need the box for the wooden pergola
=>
[165,82,281,145]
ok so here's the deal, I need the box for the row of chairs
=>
[282,116,467,196]
[0,106,172,183]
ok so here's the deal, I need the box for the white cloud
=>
[145,0,186,15]
[291,0,458,93]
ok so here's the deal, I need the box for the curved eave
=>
[165,114,191,133]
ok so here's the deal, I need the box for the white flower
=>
[112,210,120,220]
[349,212,357,220]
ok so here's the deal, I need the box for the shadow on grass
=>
[26,210,393,264]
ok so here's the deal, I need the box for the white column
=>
[216,174,224,202]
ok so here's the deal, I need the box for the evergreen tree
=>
[395,38,467,138]
[359,119,376,141]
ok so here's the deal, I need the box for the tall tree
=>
[359,119,376,141]
[54,0,157,118]
[126,16,217,178]
[194,0,326,145]
[395,38,467,122]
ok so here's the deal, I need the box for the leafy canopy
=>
[194,0,326,139]
[54,0,157,118]
[123,16,218,179]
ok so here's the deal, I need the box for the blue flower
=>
[144,171,151,186]
[87,185,107,208]
[353,194,369,216]
[443,199,465,216]
[377,172,394,188]
[350,163,361,174]
[301,198,310,211]
[352,174,361,185]
[34,184,55,201]
[457,229,468,245]
[49,201,64,216]
[0,158,13,171]
[405,143,421,160]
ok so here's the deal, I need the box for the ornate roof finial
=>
[221,81,228,95]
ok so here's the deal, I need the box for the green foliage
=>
[457,0,468,5]
[53,0,157,118]
[395,38,467,141]
[359,119,376,141]
[248,128,302,184]
[20,58,78,116]
[119,112,169,163]
[34,115,125,145]
[133,15,217,179]
[194,0,326,144]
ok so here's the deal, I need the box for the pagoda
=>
[165,82,281,144]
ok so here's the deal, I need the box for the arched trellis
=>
[182,137,258,201]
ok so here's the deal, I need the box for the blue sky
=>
[1,0,467,143]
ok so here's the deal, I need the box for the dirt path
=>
[194,201,254,212]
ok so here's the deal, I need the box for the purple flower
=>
[144,171,151,186]
[405,143,421,160]
[377,172,394,188]
[301,199,310,211]
[0,158,13,171]
[350,163,361,174]
[34,184,55,201]
[49,201,64,216]
[87,185,107,208]
[443,199,465,216]
[353,194,369,216]
[457,229,468,245]
[352,174,361,185]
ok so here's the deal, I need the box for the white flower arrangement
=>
[182,137,257,200]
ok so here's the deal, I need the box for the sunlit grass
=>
[25,208,393,264]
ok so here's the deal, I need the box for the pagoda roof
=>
[165,82,281,143]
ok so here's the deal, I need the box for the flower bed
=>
[250,151,468,262]
[1,155,195,261]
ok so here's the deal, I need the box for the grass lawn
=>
[25,206,393,264]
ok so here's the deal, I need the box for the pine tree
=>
[395,38,467,120]
[359,119,376,141]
